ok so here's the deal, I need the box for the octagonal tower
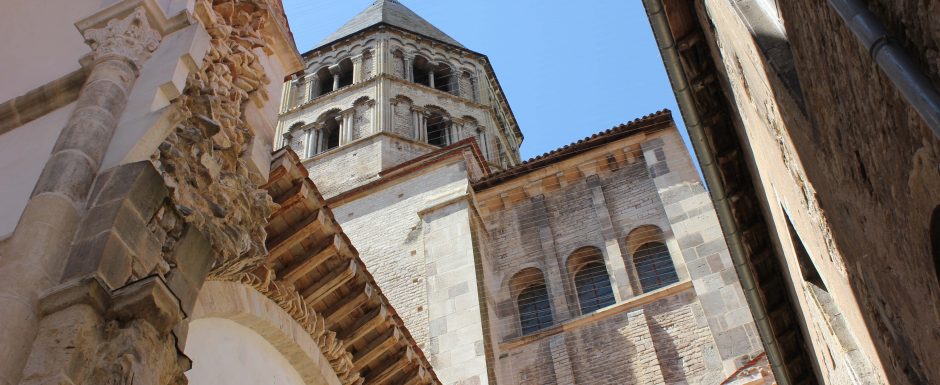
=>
[277,0,522,198]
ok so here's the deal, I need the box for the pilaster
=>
[351,54,364,83]
[0,7,161,384]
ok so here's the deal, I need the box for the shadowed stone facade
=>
[645,0,940,384]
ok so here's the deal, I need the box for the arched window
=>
[336,58,354,89]
[425,108,452,147]
[625,225,679,293]
[312,111,341,155]
[321,117,340,153]
[413,56,432,87]
[314,66,332,96]
[434,63,455,95]
[634,242,679,292]
[510,268,553,335]
[568,247,615,314]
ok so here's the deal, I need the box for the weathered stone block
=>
[109,276,182,334]
[62,230,134,290]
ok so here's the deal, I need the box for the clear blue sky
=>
[281,0,693,162]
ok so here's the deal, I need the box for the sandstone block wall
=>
[474,127,758,384]
[332,160,489,385]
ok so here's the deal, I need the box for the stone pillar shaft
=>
[332,74,340,91]
[352,55,363,84]
[404,56,414,82]
[429,70,436,89]
[0,8,159,385]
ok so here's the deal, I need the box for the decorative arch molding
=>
[624,224,666,256]
[190,280,344,385]
[315,108,345,124]
[561,242,609,266]
[305,38,377,69]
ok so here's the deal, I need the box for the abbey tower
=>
[277,0,522,199]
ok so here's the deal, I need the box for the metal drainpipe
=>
[641,0,792,383]
[829,0,940,139]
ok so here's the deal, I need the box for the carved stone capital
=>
[82,7,161,70]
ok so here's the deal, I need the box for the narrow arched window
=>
[413,56,432,87]
[568,247,615,314]
[434,63,455,95]
[425,110,451,147]
[574,262,616,313]
[511,268,553,335]
[518,283,552,334]
[634,242,679,292]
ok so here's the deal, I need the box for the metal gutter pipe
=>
[641,0,792,383]
[829,0,940,139]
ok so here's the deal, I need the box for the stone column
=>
[374,38,386,76]
[0,8,160,385]
[478,127,489,160]
[404,55,414,82]
[303,126,314,158]
[280,79,292,113]
[329,64,341,91]
[344,111,355,143]
[335,115,345,145]
[303,75,315,103]
[429,69,436,88]
[351,54,363,84]
[311,125,322,155]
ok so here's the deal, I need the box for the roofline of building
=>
[471,109,674,191]
[297,22,525,144]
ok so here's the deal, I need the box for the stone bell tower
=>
[277,0,523,198]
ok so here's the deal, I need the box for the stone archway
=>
[186,280,342,385]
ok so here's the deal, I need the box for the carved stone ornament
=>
[152,0,274,280]
[82,7,161,69]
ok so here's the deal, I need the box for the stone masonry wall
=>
[494,289,713,385]
[475,127,755,384]
[776,2,940,383]
[332,160,489,385]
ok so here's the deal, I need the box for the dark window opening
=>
[317,115,340,154]
[434,64,455,94]
[634,242,679,293]
[336,58,354,89]
[426,113,450,147]
[574,262,615,314]
[518,283,553,335]
[785,214,827,291]
[413,56,431,87]
[315,67,332,97]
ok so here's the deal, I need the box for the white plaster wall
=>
[0,103,74,239]
[185,318,307,385]
[0,0,99,102]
